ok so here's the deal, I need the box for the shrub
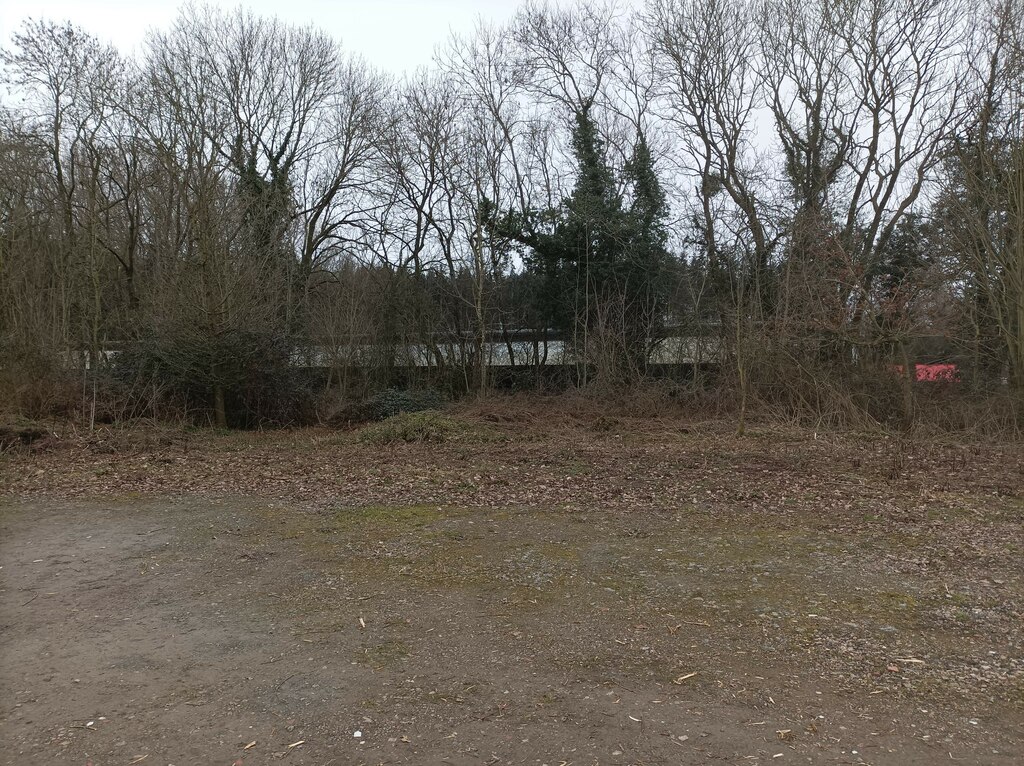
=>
[364,388,444,421]
[357,411,460,445]
[112,327,317,427]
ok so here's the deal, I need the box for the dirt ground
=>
[1,411,1023,765]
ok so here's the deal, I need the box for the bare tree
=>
[940,0,1024,398]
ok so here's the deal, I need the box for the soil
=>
[1,413,1022,765]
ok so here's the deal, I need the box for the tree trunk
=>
[213,384,227,429]
[899,342,915,431]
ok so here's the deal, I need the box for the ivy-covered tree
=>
[490,107,671,378]
[621,129,671,350]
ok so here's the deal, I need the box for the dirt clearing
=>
[1,416,1022,764]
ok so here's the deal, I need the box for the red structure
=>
[893,363,959,382]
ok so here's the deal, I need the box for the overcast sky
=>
[0,0,528,73]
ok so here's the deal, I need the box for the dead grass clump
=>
[458,382,730,429]
[457,393,549,425]
[909,391,1022,441]
[82,423,193,454]
[591,415,620,432]
[0,422,49,452]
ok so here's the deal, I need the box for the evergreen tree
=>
[488,108,672,376]
[621,130,671,350]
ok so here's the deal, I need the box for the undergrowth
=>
[356,411,502,445]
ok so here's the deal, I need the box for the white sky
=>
[0,0,527,73]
